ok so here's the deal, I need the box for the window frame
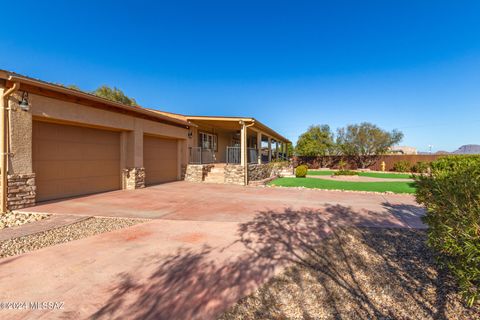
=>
[199,131,218,152]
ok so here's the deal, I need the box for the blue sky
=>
[1,1,479,152]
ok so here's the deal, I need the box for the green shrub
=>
[411,161,430,173]
[416,155,480,306]
[338,159,347,170]
[393,160,411,172]
[333,170,358,176]
[295,165,308,178]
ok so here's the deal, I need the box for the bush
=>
[338,159,347,170]
[295,165,308,178]
[412,161,430,173]
[393,160,411,172]
[333,170,358,176]
[416,155,480,306]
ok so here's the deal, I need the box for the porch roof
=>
[151,111,290,143]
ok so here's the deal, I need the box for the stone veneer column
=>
[224,164,245,185]
[7,173,36,210]
[122,167,145,190]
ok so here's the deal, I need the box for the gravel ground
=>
[0,212,49,229]
[220,227,479,320]
[0,217,148,259]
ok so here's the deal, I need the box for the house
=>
[0,70,290,212]
[388,146,418,155]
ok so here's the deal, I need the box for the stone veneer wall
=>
[224,164,245,185]
[184,164,214,182]
[122,167,145,190]
[7,173,36,210]
[247,164,273,181]
[247,163,294,185]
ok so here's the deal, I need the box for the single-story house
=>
[0,70,290,212]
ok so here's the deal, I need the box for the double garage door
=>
[33,121,179,202]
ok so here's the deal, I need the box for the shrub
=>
[393,160,411,172]
[412,161,430,173]
[338,159,347,170]
[295,165,308,178]
[333,170,358,176]
[416,155,480,306]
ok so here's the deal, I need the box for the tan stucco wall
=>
[8,92,33,174]
[189,126,236,163]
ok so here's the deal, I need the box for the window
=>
[199,132,217,151]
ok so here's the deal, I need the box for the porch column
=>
[275,140,279,160]
[240,122,247,166]
[267,137,272,162]
[256,132,262,164]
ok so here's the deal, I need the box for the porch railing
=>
[226,147,258,164]
[189,147,215,164]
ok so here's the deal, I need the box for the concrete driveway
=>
[2,182,425,319]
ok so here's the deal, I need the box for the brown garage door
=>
[144,135,178,186]
[33,121,121,201]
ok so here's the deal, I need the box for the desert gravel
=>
[0,217,148,258]
[0,212,49,229]
[220,227,479,320]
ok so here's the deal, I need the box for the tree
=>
[92,85,138,106]
[336,122,403,168]
[66,84,81,91]
[286,142,294,157]
[295,125,335,157]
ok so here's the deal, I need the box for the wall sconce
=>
[18,91,30,111]
[188,130,193,138]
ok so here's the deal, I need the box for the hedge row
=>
[416,155,480,306]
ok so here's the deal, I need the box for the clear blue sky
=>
[1,1,479,152]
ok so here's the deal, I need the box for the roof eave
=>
[1,71,192,128]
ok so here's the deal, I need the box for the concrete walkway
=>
[0,214,90,241]
[1,182,426,319]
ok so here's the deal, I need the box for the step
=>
[204,178,225,183]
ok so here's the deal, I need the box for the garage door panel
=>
[33,121,121,201]
[144,136,178,186]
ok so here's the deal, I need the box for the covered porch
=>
[187,116,290,165]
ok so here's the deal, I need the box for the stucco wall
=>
[189,126,234,163]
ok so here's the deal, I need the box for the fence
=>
[226,147,259,164]
[189,147,215,164]
[293,154,445,171]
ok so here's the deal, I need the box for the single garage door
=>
[33,121,121,202]
[143,135,178,186]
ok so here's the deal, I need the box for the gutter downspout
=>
[1,82,20,214]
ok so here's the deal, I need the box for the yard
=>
[270,173,417,194]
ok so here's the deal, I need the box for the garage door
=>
[144,135,178,186]
[33,121,121,201]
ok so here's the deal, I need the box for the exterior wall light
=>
[19,91,30,111]
[188,130,193,138]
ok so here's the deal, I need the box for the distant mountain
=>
[452,144,480,154]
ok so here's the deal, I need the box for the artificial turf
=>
[269,177,417,194]
[307,170,413,179]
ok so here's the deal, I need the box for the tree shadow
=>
[90,204,475,320]
[381,201,426,229]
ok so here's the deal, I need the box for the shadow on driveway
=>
[90,203,471,320]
